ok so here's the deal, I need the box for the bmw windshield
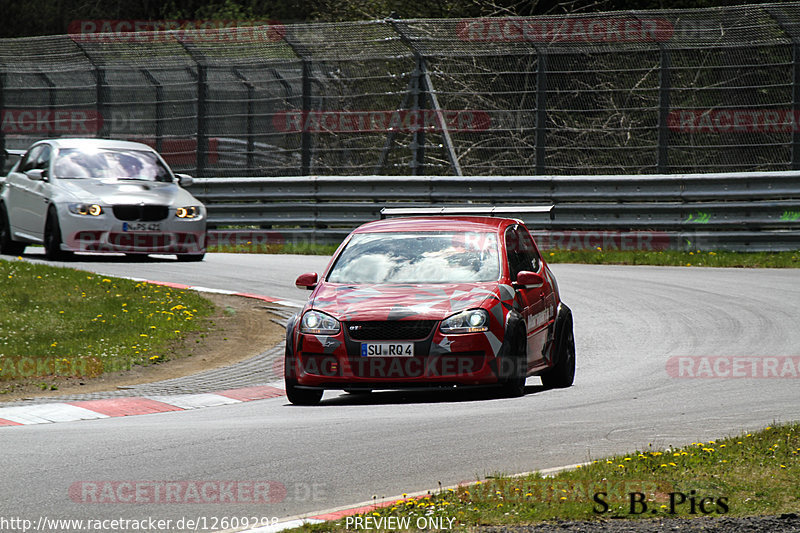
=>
[327,232,500,284]
[53,148,173,182]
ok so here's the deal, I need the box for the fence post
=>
[301,60,312,176]
[373,72,413,174]
[70,40,108,139]
[412,56,426,175]
[140,69,163,153]
[233,68,255,175]
[175,37,209,177]
[39,73,56,139]
[792,42,800,169]
[766,7,800,170]
[95,67,107,138]
[0,71,5,163]
[283,33,314,176]
[535,47,547,175]
[657,45,671,173]
[390,19,462,176]
[196,64,209,177]
[419,61,463,176]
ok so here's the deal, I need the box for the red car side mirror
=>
[514,271,544,289]
[295,272,319,290]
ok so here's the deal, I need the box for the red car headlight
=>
[300,310,340,335]
[440,309,489,334]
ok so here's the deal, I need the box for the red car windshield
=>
[327,231,500,284]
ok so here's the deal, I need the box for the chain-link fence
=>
[3,3,800,177]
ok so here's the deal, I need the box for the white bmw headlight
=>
[68,203,103,216]
[440,309,490,334]
[300,311,340,335]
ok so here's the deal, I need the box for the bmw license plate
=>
[361,343,414,357]
[123,222,162,232]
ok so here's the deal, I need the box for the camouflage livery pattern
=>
[287,216,562,387]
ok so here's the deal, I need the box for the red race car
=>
[285,209,575,405]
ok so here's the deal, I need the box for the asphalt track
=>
[2,252,800,530]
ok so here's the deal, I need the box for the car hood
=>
[55,179,191,205]
[309,282,515,322]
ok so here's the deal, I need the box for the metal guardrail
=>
[189,172,800,252]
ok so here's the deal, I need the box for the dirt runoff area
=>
[0,293,285,403]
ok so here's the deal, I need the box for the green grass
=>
[0,257,214,387]
[208,238,800,268]
[208,241,340,255]
[297,423,800,531]
[545,249,800,268]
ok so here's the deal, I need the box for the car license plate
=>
[122,222,162,232]
[361,343,414,357]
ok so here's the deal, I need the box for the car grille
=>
[112,205,169,221]
[345,320,436,341]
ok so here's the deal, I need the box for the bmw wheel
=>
[177,253,205,262]
[43,208,73,261]
[0,205,25,255]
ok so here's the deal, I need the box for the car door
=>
[16,145,53,238]
[506,225,551,371]
[6,145,44,234]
